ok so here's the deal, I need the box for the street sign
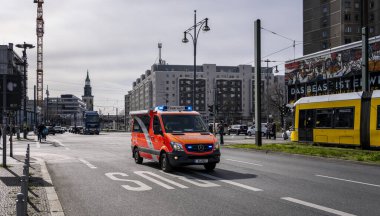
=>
[0,74,22,110]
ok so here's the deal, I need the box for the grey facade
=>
[44,94,86,126]
[0,43,32,127]
[304,0,380,55]
[125,64,285,125]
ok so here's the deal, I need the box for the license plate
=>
[194,159,208,164]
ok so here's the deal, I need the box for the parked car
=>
[54,126,64,134]
[46,126,55,135]
[247,123,267,136]
[227,125,248,135]
[208,123,228,134]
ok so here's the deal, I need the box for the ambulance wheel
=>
[134,148,143,164]
[160,152,173,172]
[204,163,216,171]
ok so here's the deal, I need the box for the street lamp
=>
[16,42,35,139]
[262,59,279,124]
[182,10,210,110]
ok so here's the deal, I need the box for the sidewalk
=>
[0,136,64,216]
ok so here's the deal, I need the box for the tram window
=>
[333,108,354,128]
[315,109,333,128]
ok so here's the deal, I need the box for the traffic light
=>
[208,105,213,113]
[280,104,290,116]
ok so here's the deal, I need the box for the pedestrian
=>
[266,122,272,139]
[218,121,224,145]
[272,122,277,140]
[37,124,43,142]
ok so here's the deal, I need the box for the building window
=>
[322,31,328,38]
[354,2,360,9]
[322,18,328,27]
[166,81,169,84]
[370,1,374,9]
[345,38,352,44]
[345,26,352,32]
[369,27,374,33]
[322,42,328,49]
[354,14,360,21]
[369,13,375,22]
[322,6,328,13]
[344,13,351,21]
[345,0,351,8]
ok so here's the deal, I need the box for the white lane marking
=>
[49,137,65,147]
[105,172,152,191]
[225,158,263,167]
[79,159,97,169]
[65,148,70,150]
[134,171,188,189]
[281,197,356,216]
[35,141,40,148]
[194,172,262,192]
[316,174,380,188]
[161,171,220,187]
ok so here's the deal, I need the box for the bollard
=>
[20,175,28,214]
[16,193,25,216]
[23,165,29,183]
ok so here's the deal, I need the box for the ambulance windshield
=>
[162,114,208,133]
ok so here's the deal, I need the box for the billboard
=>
[0,74,22,110]
[285,38,380,103]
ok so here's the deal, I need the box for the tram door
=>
[299,109,314,142]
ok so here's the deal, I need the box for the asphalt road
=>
[17,132,380,216]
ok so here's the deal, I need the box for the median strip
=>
[224,143,380,164]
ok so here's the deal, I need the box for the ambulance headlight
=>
[214,140,220,150]
[170,142,184,151]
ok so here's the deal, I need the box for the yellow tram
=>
[291,90,380,147]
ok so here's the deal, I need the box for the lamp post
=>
[182,10,210,110]
[16,42,35,139]
[262,59,279,124]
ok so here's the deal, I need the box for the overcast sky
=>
[2,0,303,114]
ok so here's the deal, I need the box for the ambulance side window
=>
[153,116,163,135]
[132,120,142,133]
[133,115,150,133]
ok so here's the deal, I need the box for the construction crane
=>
[34,0,44,112]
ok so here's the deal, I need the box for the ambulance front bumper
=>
[167,150,221,166]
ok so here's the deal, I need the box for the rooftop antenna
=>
[158,43,162,65]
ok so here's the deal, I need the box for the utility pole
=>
[16,42,34,139]
[254,19,262,147]
[2,75,7,166]
[45,85,49,124]
[360,0,370,149]
[34,85,37,126]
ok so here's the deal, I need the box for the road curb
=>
[34,157,65,216]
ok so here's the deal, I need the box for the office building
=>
[125,64,284,125]
[303,0,380,55]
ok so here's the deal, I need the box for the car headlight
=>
[170,142,184,151]
[214,140,220,150]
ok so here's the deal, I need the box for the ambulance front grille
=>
[185,144,213,152]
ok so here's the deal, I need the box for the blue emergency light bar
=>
[154,106,193,112]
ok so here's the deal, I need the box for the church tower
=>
[82,70,94,111]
